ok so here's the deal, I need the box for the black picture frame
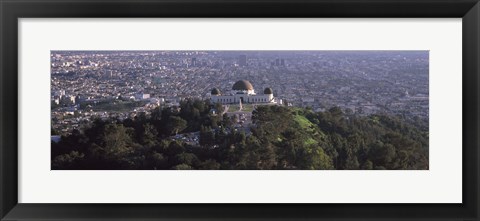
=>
[1,0,479,220]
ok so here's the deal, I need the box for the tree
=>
[329,106,344,118]
[344,154,360,170]
[362,160,374,170]
[304,146,334,170]
[173,164,192,170]
[368,142,395,167]
[51,127,59,135]
[100,124,135,163]
[277,129,306,168]
[199,126,215,146]
[214,102,224,114]
[199,159,221,169]
[151,152,169,169]
[151,107,162,121]
[344,108,354,116]
[221,114,233,129]
[52,151,84,169]
[165,141,185,156]
[174,153,199,166]
[140,123,158,147]
[227,134,270,170]
[166,116,187,135]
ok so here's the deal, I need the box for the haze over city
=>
[51,50,428,134]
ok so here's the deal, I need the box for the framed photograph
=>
[1,0,479,220]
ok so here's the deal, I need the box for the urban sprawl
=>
[51,51,429,137]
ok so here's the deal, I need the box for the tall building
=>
[210,80,275,104]
[239,55,247,67]
[191,57,197,67]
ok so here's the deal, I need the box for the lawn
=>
[293,114,326,145]
[84,100,148,112]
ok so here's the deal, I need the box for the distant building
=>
[51,135,61,143]
[53,90,66,98]
[67,95,76,104]
[210,80,275,104]
[191,57,197,67]
[239,55,247,67]
[53,96,60,105]
[135,93,150,100]
[302,97,315,103]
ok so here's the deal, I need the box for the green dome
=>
[211,88,221,95]
[264,88,273,94]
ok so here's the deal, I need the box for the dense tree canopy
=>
[52,99,428,170]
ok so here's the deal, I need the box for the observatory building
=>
[210,80,275,104]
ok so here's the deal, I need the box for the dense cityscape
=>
[51,50,428,135]
[51,51,429,170]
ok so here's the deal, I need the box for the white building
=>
[210,80,275,104]
[135,93,150,100]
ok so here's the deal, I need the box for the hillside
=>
[52,99,429,170]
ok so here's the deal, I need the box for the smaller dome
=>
[264,88,273,94]
[211,88,221,95]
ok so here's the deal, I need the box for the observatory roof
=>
[232,80,254,91]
